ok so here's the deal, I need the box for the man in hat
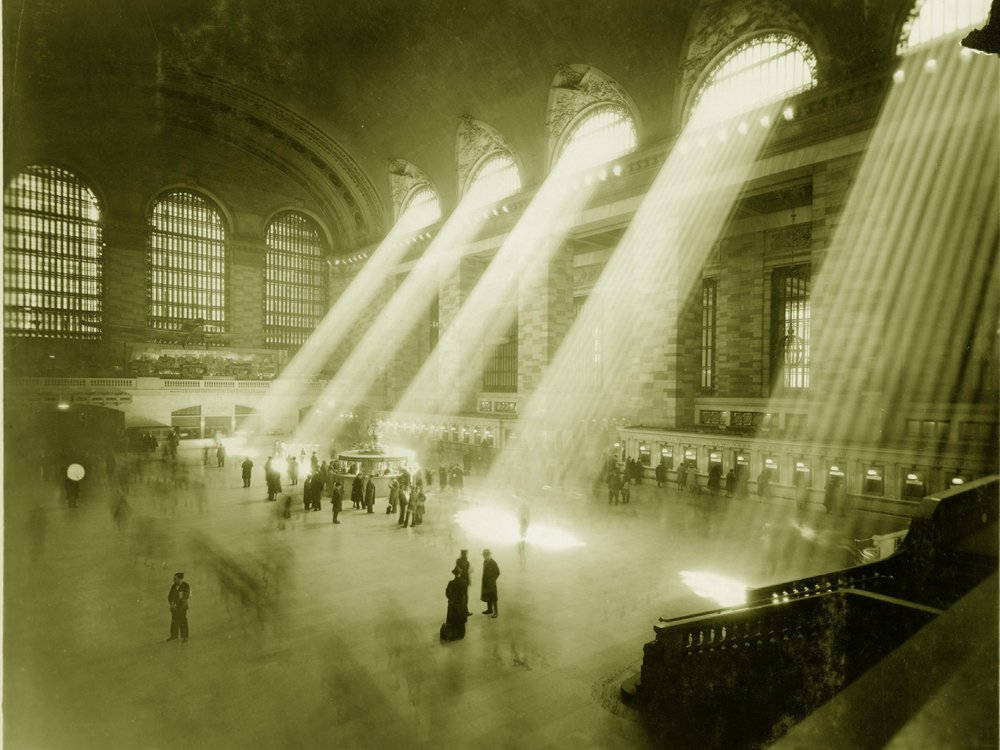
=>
[481,549,500,618]
[167,572,190,642]
[455,550,472,616]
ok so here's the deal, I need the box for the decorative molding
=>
[455,116,517,197]
[388,159,437,221]
[679,1,817,124]
[767,223,812,253]
[546,64,638,165]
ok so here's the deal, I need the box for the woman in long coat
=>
[364,476,376,513]
[440,567,468,641]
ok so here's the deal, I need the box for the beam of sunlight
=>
[679,570,749,608]
[453,506,585,549]
[389,156,605,419]
[289,195,494,446]
[248,212,430,438]
[484,103,780,493]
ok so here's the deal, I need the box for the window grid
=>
[898,0,990,51]
[558,105,637,172]
[771,265,811,390]
[264,212,327,348]
[3,166,103,338]
[148,191,226,332]
[701,278,718,390]
[483,316,518,393]
[399,186,441,231]
[689,34,817,127]
[466,152,521,207]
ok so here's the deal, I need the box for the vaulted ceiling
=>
[4,0,903,217]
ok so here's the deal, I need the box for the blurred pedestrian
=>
[166,572,190,642]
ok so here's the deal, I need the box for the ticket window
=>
[735,453,749,480]
[684,448,697,471]
[709,450,722,469]
[763,457,779,482]
[483,430,494,448]
[638,442,651,466]
[825,464,846,508]
[902,470,926,501]
[863,466,885,496]
[473,427,481,445]
[660,446,673,470]
[949,473,967,489]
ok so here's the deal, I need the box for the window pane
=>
[465,153,521,207]
[265,212,327,349]
[148,191,226,332]
[3,165,103,338]
[483,315,518,393]
[689,34,817,127]
[898,0,990,51]
[770,265,810,390]
[399,186,441,231]
[558,105,637,172]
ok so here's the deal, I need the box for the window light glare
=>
[612,164,623,177]
[893,68,906,83]
[951,477,965,485]
[782,106,795,121]
[924,58,938,71]
[760,114,772,128]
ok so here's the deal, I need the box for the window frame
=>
[263,210,329,349]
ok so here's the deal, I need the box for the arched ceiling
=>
[4,0,903,221]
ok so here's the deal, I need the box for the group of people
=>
[387,476,427,527]
[440,549,501,642]
[604,460,632,505]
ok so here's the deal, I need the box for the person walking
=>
[166,572,190,642]
[241,457,253,488]
[438,465,448,491]
[620,479,631,504]
[480,549,500,617]
[440,567,469,642]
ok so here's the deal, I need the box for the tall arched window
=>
[898,0,991,51]
[399,186,441,231]
[3,165,103,337]
[148,190,227,332]
[265,211,328,348]
[688,34,818,127]
[465,152,521,207]
[556,105,637,172]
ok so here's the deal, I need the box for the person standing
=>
[440,567,469,642]
[364,475,376,514]
[620,479,631,504]
[412,486,426,526]
[655,461,666,488]
[350,473,363,509]
[241,457,253,488]
[455,549,472,616]
[387,477,399,515]
[167,572,190,642]
[480,549,500,617]
[398,487,409,527]
[288,456,299,486]
[438,465,448,491]
[725,468,737,498]
[331,480,343,524]
[216,443,226,468]
[757,469,771,502]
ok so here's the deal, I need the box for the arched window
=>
[556,105,637,172]
[688,34,818,127]
[898,0,991,52]
[398,185,441,231]
[148,190,226,332]
[3,165,103,337]
[465,152,521,207]
[265,211,328,348]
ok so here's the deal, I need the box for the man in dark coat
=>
[265,458,281,501]
[241,457,253,488]
[364,476,376,513]
[387,477,399,514]
[725,468,737,497]
[708,464,722,495]
[438,465,448,491]
[397,488,409,527]
[167,572,190,642]
[440,567,468,642]
[351,474,364,509]
[451,465,464,494]
[331,480,343,524]
[310,452,320,475]
[480,549,500,617]
[655,461,666,488]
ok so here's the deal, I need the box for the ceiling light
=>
[893,68,905,83]
[924,58,937,72]
[737,122,749,135]
[759,114,772,128]
[782,106,795,121]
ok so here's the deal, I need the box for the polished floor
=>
[4,447,906,749]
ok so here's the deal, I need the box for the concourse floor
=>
[4,450,906,749]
